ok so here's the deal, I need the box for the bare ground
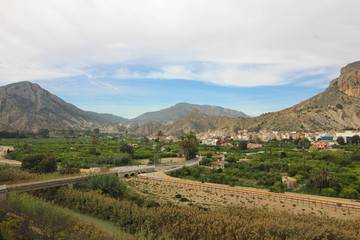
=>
[126,177,360,220]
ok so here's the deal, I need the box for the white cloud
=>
[1,0,360,86]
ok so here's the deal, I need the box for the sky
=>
[1,0,360,118]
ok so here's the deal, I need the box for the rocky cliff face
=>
[220,61,360,132]
[0,81,121,132]
[337,61,360,97]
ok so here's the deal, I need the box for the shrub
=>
[321,188,338,197]
[0,165,37,184]
[75,174,128,199]
[21,154,57,173]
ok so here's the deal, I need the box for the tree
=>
[298,138,311,179]
[60,159,80,174]
[156,131,164,141]
[119,142,134,157]
[93,128,100,135]
[350,135,360,145]
[238,141,248,150]
[298,138,311,149]
[37,129,50,138]
[21,154,57,173]
[311,167,336,191]
[226,156,237,163]
[177,132,199,160]
[336,136,345,146]
[149,154,161,165]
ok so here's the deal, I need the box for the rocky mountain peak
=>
[336,61,360,98]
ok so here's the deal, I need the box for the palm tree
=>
[312,167,336,190]
[177,131,199,160]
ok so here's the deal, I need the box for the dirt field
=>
[127,177,360,220]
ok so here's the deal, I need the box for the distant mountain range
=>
[131,102,250,123]
[0,81,123,132]
[1,61,360,135]
[0,81,248,132]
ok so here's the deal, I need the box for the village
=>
[147,129,360,151]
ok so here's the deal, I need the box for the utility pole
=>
[269,140,273,164]
[303,147,306,179]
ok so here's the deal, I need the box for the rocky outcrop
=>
[337,61,360,97]
[220,61,360,132]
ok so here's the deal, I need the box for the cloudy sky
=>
[1,0,360,118]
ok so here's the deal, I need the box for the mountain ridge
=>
[219,61,360,132]
[132,102,250,123]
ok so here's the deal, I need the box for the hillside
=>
[135,108,229,136]
[0,81,124,132]
[132,102,249,123]
[220,61,360,132]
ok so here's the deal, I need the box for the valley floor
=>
[127,176,360,220]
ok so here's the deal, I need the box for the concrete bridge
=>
[110,165,155,177]
[0,165,155,204]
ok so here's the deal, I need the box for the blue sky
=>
[1,1,360,118]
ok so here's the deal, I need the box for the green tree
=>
[149,154,161,165]
[226,156,237,163]
[177,132,199,160]
[350,135,360,145]
[21,154,57,173]
[298,138,311,149]
[298,138,311,179]
[238,141,248,150]
[60,159,80,174]
[93,128,100,135]
[336,136,345,145]
[311,167,336,191]
[119,142,134,157]
[37,129,50,138]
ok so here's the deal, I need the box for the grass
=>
[70,210,122,237]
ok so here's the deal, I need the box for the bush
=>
[269,182,287,193]
[75,174,128,199]
[21,154,57,174]
[321,188,337,197]
[0,165,37,184]
[340,188,359,199]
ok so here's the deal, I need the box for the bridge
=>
[0,165,155,204]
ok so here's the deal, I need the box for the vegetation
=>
[177,131,199,160]
[21,153,57,173]
[51,187,360,239]
[1,192,115,239]
[75,174,128,199]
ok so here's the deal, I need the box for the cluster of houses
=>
[197,129,360,149]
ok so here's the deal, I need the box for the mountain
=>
[132,102,250,123]
[84,111,128,122]
[0,81,125,132]
[135,108,230,136]
[220,61,360,132]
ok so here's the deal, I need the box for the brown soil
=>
[127,177,360,220]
